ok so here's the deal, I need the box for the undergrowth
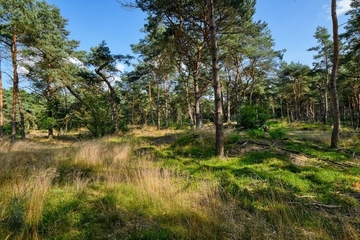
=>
[0,122,359,239]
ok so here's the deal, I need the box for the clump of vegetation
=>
[236,105,270,130]
[246,128,265,139]
[269,128,287,140]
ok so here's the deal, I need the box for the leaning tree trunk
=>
[208,0,224,157]
[330,0,340,148]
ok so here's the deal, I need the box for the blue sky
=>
[254,0,351,66]
[1,0,353,89]
[44,0,351,69]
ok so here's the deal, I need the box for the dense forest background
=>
[0,0,360,148]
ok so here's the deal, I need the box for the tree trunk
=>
[156,75,161,130]
[149,80,155,126]
[193,64,203,130]
[11,31,19,142]
[226,83,231,123]
[323,58,329,124]
[16,91,25,139]
[185,75,194,130]
[47,76,54,139]
[330,0,340,148]
[0,51,3,138]
[207,0,224,157]
[163,76,168,128]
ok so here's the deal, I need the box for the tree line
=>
[0,0,359,156]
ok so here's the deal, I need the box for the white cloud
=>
[18,65,29,76]
[116,63,125,72]
[68,56,84,67]
[337,0,352,15]
[322,0,352,19]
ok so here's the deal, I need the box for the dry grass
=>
[1,127,359,239]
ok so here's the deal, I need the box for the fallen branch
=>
[311,202,341,209]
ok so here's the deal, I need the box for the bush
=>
[246,129,265,139]
[269,128,287,140]
[236,105,270,130]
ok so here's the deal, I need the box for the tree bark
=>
[330,0,340,148]
[0,51,3,138]
[16,91,25,139]
[148,79,155,126]
[323,56,329,124]
[184,74,195,130]
[11,30,19,142]
[163,76,168,128]
[207,0,224,157]
[156,74,161,130]
[46,74,54,139]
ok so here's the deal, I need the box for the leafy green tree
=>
[308,26,332,124]
[86,40,132,133]
[0,0,36,140]
[207,0,224,155]
[236,104,269,130]
[340,0,360,128]
[276,62,312,121]
[132,0,259,156]
[22,1,79,138]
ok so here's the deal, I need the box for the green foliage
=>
[236,105,270,130]
[246,129,264,138]
[39,117,57,129]
[1,124,360,239]
[269,128,287,140]
[227,132,243,144]
[172,132,215,158]
[3,192,27,235]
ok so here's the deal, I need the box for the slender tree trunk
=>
[227,82,231,123]
[156,75,161,130]
[323,59,329,124]
[194,92,202,129]
[0,51,3,138]
[46,76,54,139]
[16,91,25,139]
[330,0,340,148]
[163,76,168,128]
[193,64,202,130]
[11,32,19,142]
[208,0,224,157]
[149,80,154,126]
[225,68,231,123]
[185,75,194,130]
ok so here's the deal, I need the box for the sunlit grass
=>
[1,121,360,239]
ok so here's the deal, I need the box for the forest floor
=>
[0,120,360,239]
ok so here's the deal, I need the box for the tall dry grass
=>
[2,134,358,239]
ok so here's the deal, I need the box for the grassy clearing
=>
[0,122,360,239]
